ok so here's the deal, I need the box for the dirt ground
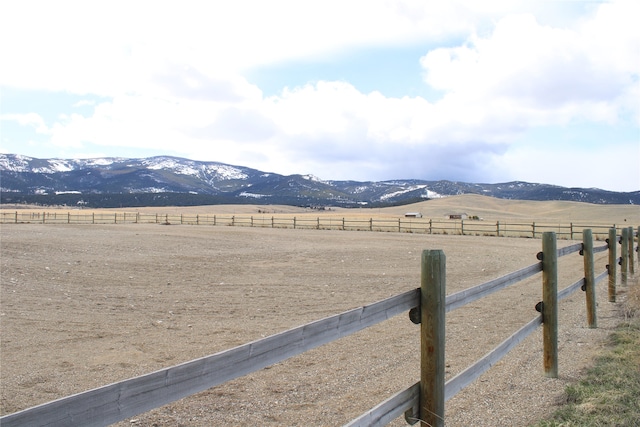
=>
[0,221,630,426]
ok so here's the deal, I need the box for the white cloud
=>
[1,113,49,134]
[420,8,637,126]
[503,139,640,192]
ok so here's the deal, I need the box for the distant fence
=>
[1,227,637,427]
[0,210,633,239]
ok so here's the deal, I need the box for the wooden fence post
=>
[628,226,635,275]
[496,221,500,237]
[542,232,558,378]
[608,228,617,302]
[621,227,629,286]
[420,250,446,427]
[582,229,597,328]
[637,226,640,269]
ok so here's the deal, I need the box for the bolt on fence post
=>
[542,232,558,378]
[582,229,597,328]
[628,226,635,275]
[420,250,446,427]
[621,227,629,286]
[608,228,617,302]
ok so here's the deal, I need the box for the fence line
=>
[0,290,419,427]
[1,227,637,427]
[0,210,633,239]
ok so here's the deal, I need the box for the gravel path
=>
[0,224,627,426]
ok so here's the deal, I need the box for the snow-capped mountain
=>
[0,154,637,208]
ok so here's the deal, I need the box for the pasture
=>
[0,196,635,426]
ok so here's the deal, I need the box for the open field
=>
[3,193,640,224]
[1,196,637,426]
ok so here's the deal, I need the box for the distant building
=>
[446,213,468,220]
[404,212,423,218]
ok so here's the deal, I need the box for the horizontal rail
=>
[344,382,420,427]
[0,289,420,427]
[593,243,609,254]
[557,242,583,257]
[557,267,609,302]
[595,269,608,284]
[445,262,542,312]
[444,315,543,402]
[558,277,585,301]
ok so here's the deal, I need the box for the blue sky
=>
[1,0,638,192]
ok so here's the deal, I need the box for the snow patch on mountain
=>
[142,157,248,180]
[239,192,268,198]
[379,185,427,201]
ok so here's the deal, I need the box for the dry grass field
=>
[1,195,638,426]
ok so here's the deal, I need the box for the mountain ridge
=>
[1,153,638,208]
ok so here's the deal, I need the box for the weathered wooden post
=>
[628,226,635,275]
[541,232,558,378]
[420,250,446,426]
[621,227,629,286]
[582,229,597,328]
[608,228,617,302]
[637,226,640,269]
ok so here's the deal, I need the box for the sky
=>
[1,0,639,192]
